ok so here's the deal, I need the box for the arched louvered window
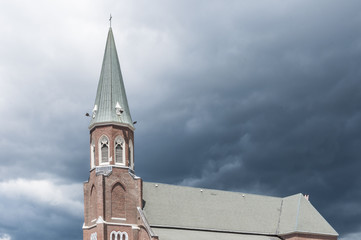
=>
[99,135,109,164]
[116,145,122,162]
[114,136,125,165]
[101,145,108,162]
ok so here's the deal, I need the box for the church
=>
[82,27,338,240]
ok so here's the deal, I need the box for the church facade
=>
[82,28,338,240]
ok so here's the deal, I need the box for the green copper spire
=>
[89,28,134,130]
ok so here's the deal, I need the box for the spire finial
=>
[109,14,112,27]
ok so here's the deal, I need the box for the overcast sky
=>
[0,1,361,240]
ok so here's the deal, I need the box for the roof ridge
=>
[144,181,282,199]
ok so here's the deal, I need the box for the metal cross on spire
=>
[109,14,112,27]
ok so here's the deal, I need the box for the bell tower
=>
[83,28,154,240]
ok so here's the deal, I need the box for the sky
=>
[0,0,360,239]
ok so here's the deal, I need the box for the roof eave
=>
[89,121,135,131]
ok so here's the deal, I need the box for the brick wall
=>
[83,166,145,240]
[90,125,134,168]
[281,233,338,240]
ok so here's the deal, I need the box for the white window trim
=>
[90,140,95,168]
[111,217,126,221]
[90,232,97,240]
[99,135,110,165]
[129,140,134,170]
[114,136,125,166]
[110,231,128,240]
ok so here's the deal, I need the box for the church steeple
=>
[88,28,135,170]
[83,26,152,240]
[89,27,134,130]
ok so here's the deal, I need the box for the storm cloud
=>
[0,1,361,240]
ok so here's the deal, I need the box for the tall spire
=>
[89,28,134,130]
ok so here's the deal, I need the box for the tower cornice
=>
[89,121,135,131]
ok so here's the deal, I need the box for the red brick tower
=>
[83,28,154,240]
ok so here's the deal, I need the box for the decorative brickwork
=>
[111,183,126,219]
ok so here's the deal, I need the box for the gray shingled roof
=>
[89,28,134,130]
[142,182,338,238]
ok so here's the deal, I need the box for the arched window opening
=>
[110,231,128,240]
[122,232,128,240]
[116,144,122,162]
[101,145,108,162]
[111,183,125,219]
[99,136,109,164]
[114,136,125,165]
[110,232,115,240]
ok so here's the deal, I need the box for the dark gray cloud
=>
[0,0,361,239]
[132,0,361,237]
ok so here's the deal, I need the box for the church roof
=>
[89,28,134,130]
[142,182,338,239]
[151,228,281,240]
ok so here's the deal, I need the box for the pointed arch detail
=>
[111,182,126,219]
